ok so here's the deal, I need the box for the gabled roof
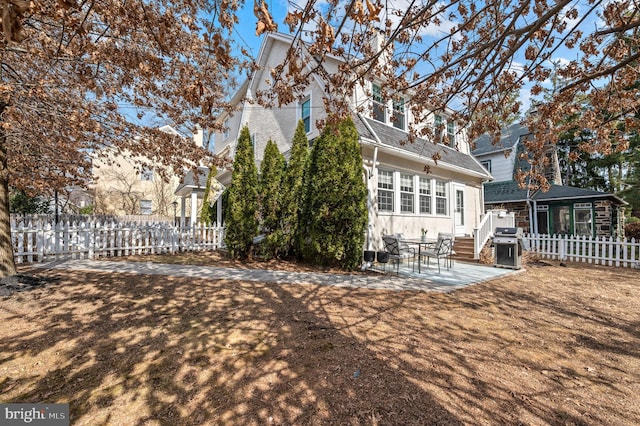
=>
[472,123,529,156]
[174,167,209,197]
[484,181,627,205]
[354,115,490,177]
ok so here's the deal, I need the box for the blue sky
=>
[229,0,290,59]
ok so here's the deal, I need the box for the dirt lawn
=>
[1,252,639,425]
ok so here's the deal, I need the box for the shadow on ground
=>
[0,262,639,425]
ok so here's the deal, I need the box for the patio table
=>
[401,238,437,274]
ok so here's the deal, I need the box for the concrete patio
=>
[35,257,523,294]
[367,258,523,290]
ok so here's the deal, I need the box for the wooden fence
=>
[11,220,224,263]
[524,233,640,269]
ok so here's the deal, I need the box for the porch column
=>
[180,196,186,228]
[190,191,198,226]
[216,195,223,226]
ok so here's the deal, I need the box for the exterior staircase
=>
[451,236,477,263]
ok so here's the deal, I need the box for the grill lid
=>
[494,227,523,237]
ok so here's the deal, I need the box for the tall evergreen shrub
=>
[259,139,286,258]
[299,116,368,270]
[224,125,259,258]
[281,120,309,257]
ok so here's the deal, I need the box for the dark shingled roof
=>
[484,181,626,205]
[535,185,626,204]
[354,115,489,176]
[472,123,529,156]
[484,181,530,203]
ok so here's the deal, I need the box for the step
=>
[452,237,475,260]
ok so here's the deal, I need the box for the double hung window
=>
[140,200,152,215]
[392,98,405,130]
[372,84,386,123]
[377,170,394,212]
[140,167,154,182]
[447,121,456,145]
[419,177,432,214]
[434,114,443,142]
[435,181,448,215]
[400,174,414,213]
[574,203,593,236]
[223,118,230,140]
[301,97,311,133]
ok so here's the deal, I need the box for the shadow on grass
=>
[0,262,639,425]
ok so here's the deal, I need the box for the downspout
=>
[360,114,382,251]
[526,186,533,234]
[531,198,538,235]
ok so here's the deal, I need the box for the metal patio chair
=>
[382,234,415,274]
[418,235,453,273]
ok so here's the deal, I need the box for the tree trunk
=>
[0,106,17,278]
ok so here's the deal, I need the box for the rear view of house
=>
[212,32,491,252]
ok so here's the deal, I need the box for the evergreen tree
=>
[9,189,50,215]
[224,126,259,258]
[620,128,640,218]
[281,120,309,257]
[259,139,286,258]
[299,116,368,270]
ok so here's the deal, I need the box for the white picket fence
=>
[11,220,225,264]
[524,233,640,268]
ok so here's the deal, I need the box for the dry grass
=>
[1,253,639,425]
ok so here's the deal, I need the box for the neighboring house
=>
[91,125,204,221]
[173,165,211,226]
[212,32,492,251]
[473,124,627,237]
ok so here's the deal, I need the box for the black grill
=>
[493,227,524,269]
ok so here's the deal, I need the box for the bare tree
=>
[0,0,247,276]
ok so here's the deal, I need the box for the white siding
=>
[477,150,516,182]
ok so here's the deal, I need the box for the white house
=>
[213,32,492,251]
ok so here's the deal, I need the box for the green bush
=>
[259,139,286,259]
[299,116,367,270]
[224,126,259,258]
[281,120,309,257]
[625,216,639,224]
